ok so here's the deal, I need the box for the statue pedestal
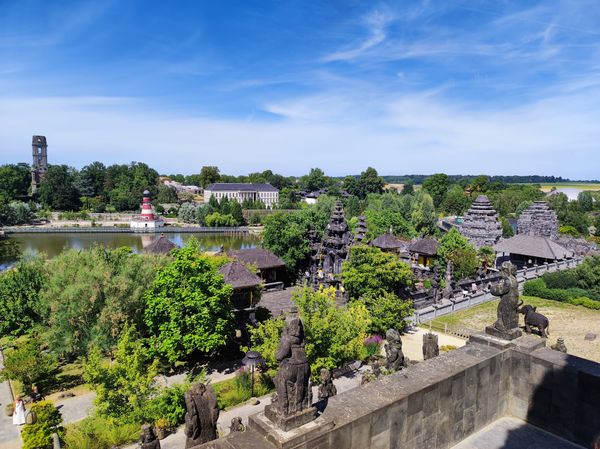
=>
[249,408,332,449]
[484,325,522,341]
[264,404,317,432]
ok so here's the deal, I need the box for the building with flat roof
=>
[204,183,279,208]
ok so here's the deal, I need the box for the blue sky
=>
[0,0,599,178]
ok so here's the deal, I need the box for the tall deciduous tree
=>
[143,240,234,364]
[437,228,479,280]
[38,165,81,211]
[342,245,414,300]
[199,166,221,188]
[422,173,449,208]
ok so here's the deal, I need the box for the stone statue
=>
[431,266,441,302]
[264,309,316,431]
[518,304,550,338]
[385,329,406,371]
[443,261,454,299]
[422,332,439,360]
[184,382,219,448]
[140,424,160,449]
[551,337,567,353]
[371,360,381,378]
[317,368,337,402]
[486,262,523,340]
[229,417,245,433]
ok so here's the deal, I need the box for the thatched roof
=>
[495,235,573,260]
[144,235,177,255]
[371,232,407,250]
[219,261,262,289]
[226,248,286,270]
[409,238,439,256]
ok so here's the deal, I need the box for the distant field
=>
[535,183,600,192]
[426,296,600,363]
[385,183,422,192]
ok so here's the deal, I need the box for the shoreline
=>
[2,225,252,234]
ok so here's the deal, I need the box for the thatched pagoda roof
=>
[218,261,262,289]
[226,248,286,270]
[495,235,572,260]
[144,235,177,255]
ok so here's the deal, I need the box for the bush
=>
[569,297,600,310]
[542,270,579,289]
[65,415,139,449]
[21,401,64,449]
[363,335,383,358]
[145,383,187,428]
[57,211,91,221]
[212,369,274,409]
[0,339,57,394]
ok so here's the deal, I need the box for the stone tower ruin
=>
[31,135,48,194]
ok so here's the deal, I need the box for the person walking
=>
[12,396,26,426]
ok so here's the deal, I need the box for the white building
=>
[204,183,279,208]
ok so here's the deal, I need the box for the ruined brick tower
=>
[31,135,48,194]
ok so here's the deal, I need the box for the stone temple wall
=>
[196,338,600,449]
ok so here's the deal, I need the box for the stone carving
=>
[486,262,523,340]
[422,332,439,360]
[184,382,219,448]
[140,424,161,449]
[385,329,406,371]
[229,417,245,433]
[431,266,441,303]
[443,261,454,299]
[518,304,550,338]
[517,201,558,239]
[264,309,316,431]
[551,337,567,353]
[317,368,337,402]
[371,360,381,378]
[459,195,502,248]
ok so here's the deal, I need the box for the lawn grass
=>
[212,370,275,410]
[426,296,600,362]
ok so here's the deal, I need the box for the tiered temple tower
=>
[459,195,502,248]
[312,201,352,291]
[31,135,48,194]
[517,201,558,239]
[354,215,368,243]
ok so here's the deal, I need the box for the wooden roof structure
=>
[218,261,262,289]
[409,238,439,256]
[495,235,573,260]
[143,235,178,255]
[226,248,286,270]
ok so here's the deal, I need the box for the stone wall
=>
[194,336,600,449]
[509,346,600,447]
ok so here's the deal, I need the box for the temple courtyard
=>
[428,296,600,363]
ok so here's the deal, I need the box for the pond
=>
[0,232,260,270]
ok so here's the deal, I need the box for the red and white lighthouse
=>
[130,190,164,231]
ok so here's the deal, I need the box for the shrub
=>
[64,415,139,449]
[363,335,383,358]
[569,297,600,310]
[542,270,579,289]
[21,401,65,449]
[0,339,57,394]
[145,383,187,427]
[212,369,274,409]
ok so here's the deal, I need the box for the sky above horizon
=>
[0,0,599,178]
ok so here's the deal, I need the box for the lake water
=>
[0,232,260,269]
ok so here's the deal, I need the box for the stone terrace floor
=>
[451,417,584,449]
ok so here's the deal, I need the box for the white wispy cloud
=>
[321,9,393,62]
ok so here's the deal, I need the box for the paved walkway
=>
[450,417,584,449]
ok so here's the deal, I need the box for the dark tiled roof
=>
[219,261,262,289]
[205,183,278,192]
[226,248,286,269]
[409,238,439,256]
[144,235,178,255]
[370,232,407,250]
[495,235,573,260]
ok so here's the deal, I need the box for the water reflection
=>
[2,232,260,265]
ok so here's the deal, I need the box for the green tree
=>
[422,173,449,208]
[0,164,30,199]
[263,208,329,271]
[410,191,437,235]
[301,168,328,192]
[143,240,234,364]
[77,161,107,198]
[364,209,416,240]
[40,247,165,358]
[0,256,47,337]
[199,166,221,188]
[156,185,179,204]
[442,185,469,216]
[21,401,65,449]
[0,339,57,392]
[469,175,490,193]
[248,288,371,376]
[500,217,514,237]
[342,245,414,300]
[577,191,594,212]
[401,181,414,195]
[437,229,479,280]
[359,291,413,335]
[84,324,158,421]
[38,165,81,210]
[357,167,385,198]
